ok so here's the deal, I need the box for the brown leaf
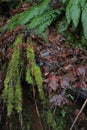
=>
[60,77,69,89]
[49,94,68,107]
[77,66,86,78]
[47,75,58,91]
[64,64,72,71]
[62,72,76,82]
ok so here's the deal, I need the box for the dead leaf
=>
[49,94,68,107]
[47,75,58,91]
[60,77,69,89]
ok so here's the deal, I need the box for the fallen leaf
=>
[49,94,68,107]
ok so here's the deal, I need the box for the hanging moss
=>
[31,64,45,101]
[6,87,14,116]
[2,35,23,116]
[26,67,33,84]
[15,76,22,112]
[26,43,45,101]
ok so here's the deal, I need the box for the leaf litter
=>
[0,3,87,129]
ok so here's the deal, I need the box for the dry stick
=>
[32,85,43,130]
[18,112,25,130]
[70,98,87,130]
[32,85,40,117]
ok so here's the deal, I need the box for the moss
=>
[26,45,35,64]
[47,110,57,130]
[15,76,22,112]
[2,35,23,116]
[26,67,33,84]
[7,87,14,116]
[26,44,45,100]
[32,64,42,90]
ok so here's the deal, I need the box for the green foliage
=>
[3,35,22,116]
[63,0,87,39]
[47,110,57,130]
[82,3,87,39]
[26,9,61,30]
[3,34,45,116]
[26,43,45,100]
[2,0,62,40]
[14,76,22,112]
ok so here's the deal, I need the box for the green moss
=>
[2,35,23,116]
[15,76,22,112]
[26,67,33,84]
[47,110,57,130]
[32,64,42,90]
[26,45,35,64]
[26,44,45,101]
[7,87,14,116]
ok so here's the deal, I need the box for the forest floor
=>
[0,2,87,130]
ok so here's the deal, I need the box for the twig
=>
[32,85,40,117]
[18,112,25,130]
[68,114,77,130]
[70,98,87,130]
[32,85,43,130]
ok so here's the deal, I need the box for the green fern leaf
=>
[82,3,87,39]
[26,10,58,29]
[79,0,86,9]
[71,0,80,27]
[17,0,51,25]
[7,0,51,31]
[66,0,73,25]
[62,0,67,4]
[33,10,61,32]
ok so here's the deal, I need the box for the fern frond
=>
[26,9,60,30]
[79,0,86,9]
[82,3,87,39]
[62,0,68,4]
[71,0,80,27]
[9,0,51,28]
[30,29,48,42]
[66,0,73,25]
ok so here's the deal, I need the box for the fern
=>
[82,3,87,39]
[2,0,62,41]
[66,0,73,25]
[26,10,60,30]
[71,0,80,27]
[60,0,87,39]
[80,0,86,9]
[8,0,51,29]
